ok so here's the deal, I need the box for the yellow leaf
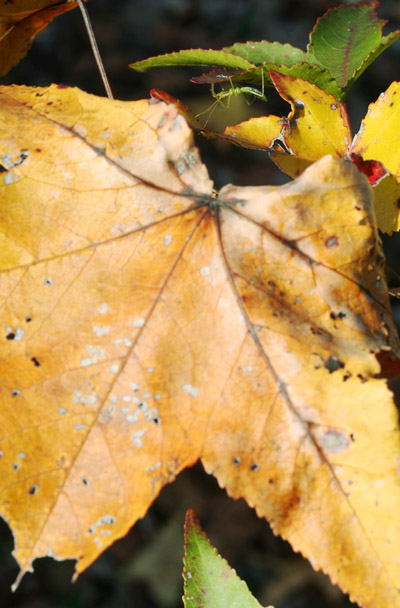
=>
[222,73,351,177]
[369,173,400,234]
[212,75,400,232]
[351,82,400,233]
[222,115,284,149]
[352,81,400,178]
[267,152,314,179]
[269,72,351,175]
[1,85,400,608]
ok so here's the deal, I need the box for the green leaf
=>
[344,29,400,91]
[130,43,343,101]
[223,40,312,67]
[183,509,273,608]
[307,1,400,91]
[129,49,253,72]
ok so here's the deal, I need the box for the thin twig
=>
[389,287,400,298]
[76,0,114,99]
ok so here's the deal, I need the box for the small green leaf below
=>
[307,1,400,91]
[183,509,273,608]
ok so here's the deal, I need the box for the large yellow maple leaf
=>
[1,85,400,608]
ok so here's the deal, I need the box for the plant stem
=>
[76,0,114,99]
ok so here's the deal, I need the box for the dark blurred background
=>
[2,1,400,607]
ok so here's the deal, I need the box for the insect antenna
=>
[195,84,225,127]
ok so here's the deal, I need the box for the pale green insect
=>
[196,72,267,126]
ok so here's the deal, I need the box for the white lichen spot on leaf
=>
[93,325,110,337]
[322,430,350,453]
[71,390,97,405]
[80,346,106,367]
[73,424,87,431]
[88,514,117,537]
[181,384,200,398]
[98,303,109,315]
[132,429,146,447]
[114,338,132,347]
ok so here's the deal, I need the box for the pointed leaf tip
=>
[183,509,274,608]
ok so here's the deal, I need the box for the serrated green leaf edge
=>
[183,509,272,608]
[222,40,313,67]
[130,46,343,101]
[129,49,253,72]
[307,0,400,90]
[345,30,400,91]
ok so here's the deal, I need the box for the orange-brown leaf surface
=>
[0,0,85,76]
[1,85,400,608]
